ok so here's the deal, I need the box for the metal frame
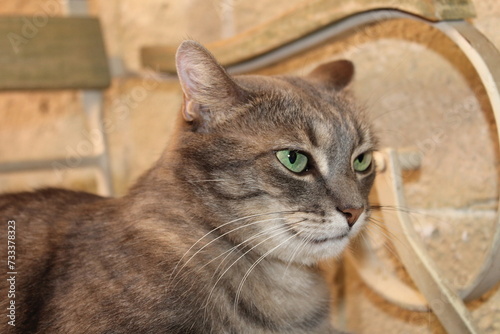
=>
[81,90,114,196]
[66,0,113,197]
[67,0,113,197]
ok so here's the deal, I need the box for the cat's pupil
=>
[289,151,297,164]
[357,153,364,162]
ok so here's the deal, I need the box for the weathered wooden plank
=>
[141,0,476,73]
[0,17,110,90]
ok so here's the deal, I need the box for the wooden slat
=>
[141,0,476,73]
[0,17,110,90]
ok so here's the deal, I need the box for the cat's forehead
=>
[238,74,350,116]
[237,74,327,100]
[236,74,369,147]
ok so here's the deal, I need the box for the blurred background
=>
[0,0,499,332]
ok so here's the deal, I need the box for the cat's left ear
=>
[307,60,354,91]
[175,40,246,124]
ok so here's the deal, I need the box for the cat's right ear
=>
[175,40,244,124]
[307,60,355,91]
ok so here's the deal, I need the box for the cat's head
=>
[172,40,376,264]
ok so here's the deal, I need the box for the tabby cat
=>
[0,40,377,333]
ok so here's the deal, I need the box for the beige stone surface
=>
[0,1,65,15]
[0,90,86,162]
[413,210,497,288]
[184,0,225,42]
[473,0,500,49]
[231,0,305,36]
[88,0,213,73]
[0,89,107,195]
[103,76,182,195]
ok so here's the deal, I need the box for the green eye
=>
[276,150,309,174]
[353,152,373,172]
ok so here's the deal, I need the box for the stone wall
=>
[1,0,499,333]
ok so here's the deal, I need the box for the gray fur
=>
[0,41,376,333]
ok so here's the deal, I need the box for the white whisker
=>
[282,219,309,278]
[171,216,287,284]
[233,231,298,314]
[204,225,292,311]
[172,223,292,303]
[170,210,300,281]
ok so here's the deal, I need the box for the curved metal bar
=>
[373,149,479,333]
[225,10,409,74]
[346,231,430,312]
[431,20,500,302]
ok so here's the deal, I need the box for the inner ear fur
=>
[175,40,246,123]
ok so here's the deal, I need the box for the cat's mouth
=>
[286,225,349,244]
[308,233,348,244]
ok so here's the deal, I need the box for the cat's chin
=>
[265,232,351,266]
[269,214,368,265]
[308,235,353,263]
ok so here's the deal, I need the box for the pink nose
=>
[338,207,363,227]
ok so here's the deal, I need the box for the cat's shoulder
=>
[0,187,104,213]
